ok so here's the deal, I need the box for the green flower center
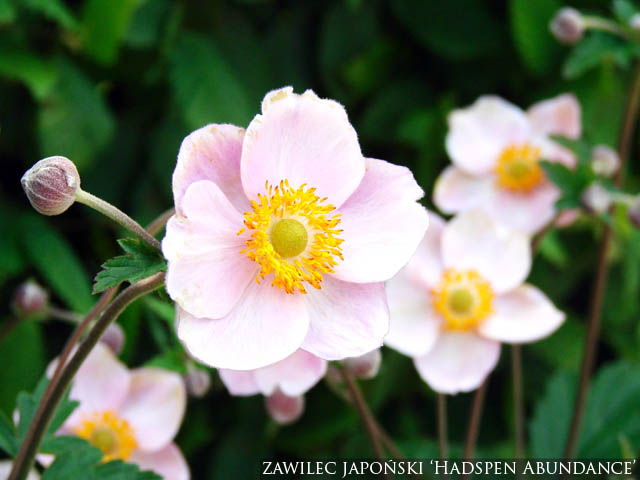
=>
[270,219,308,258]
[447,288,475,315]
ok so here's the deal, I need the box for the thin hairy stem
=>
[512,345,525,458]
[146,207,175,236]
[437,394,448,459]
[564,62,640,459]
[9,273,165,480]
[463,380,488,460]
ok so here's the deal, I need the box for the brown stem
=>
[337,365,387,464]
[146,207,175,236]
[512,345,525,458]
[9,273,165,480]
[0,317,21,344]
[564,62,640,459]
[437,394,448,459]
[463,380,488,460]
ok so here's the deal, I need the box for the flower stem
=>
[511,345,525,458]
[437,394,448,459]
[0,317,21,344]
[75,189,161,251]
[146,207,175,236]
[582,16,629,39]
[8,273,165,480]
[463,380,488,460]
[564,62,640,459]
[337,365,387,464]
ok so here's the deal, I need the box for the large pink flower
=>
[385,211,565,394]
[434,94,581,234]
[163,87,429,370]
[48,343,189,479]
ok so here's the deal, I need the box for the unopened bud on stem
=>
[265,390,304,425]
[184,364,211,398]
[628,197,640,227]
[581,182,611,214]
[550,8,584,45]
[21,156,80,216]
[99,323,125,354]
[591,145,620,177]
[342,349,382,379]
[13,281,48,317]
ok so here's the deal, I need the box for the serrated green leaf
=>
[510,0,561,74]
[613,0,639,23]
[41,435,91,456]
[93,238,166,293]
[0,409,16,456]
[22,0,77,30]
[563,33,640,79]
[541,160,594,210]
[169,33,252,128]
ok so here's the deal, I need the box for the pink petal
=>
[403,210,446,288]
[172,123,247,213]
[385,267,442,357]
[218,369,261,396]
[129,443,190,480]
[446,96,531,175]
[413,331,500,394]
[301,276,388,360]
[485,182,560,235]
[241,87,365,208]
[118,368,186,452]
[478,284,565,343]
[163,180,257,319]
[254,349,327,396]
[177,281,310,370]
[265,390,305,425]
[538,137,577,168]
[441,210,531,293]
[66,343,130,428]
[527,93,581,140]
[332,158,429,283]
[433,166,493,215]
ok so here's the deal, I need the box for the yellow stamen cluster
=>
[494,143,544,192]
[239,180,343,294]
[74,411,137,462]
[431,269,494,331]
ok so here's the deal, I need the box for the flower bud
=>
[630,13,640,30]
[550,8,584,45]
[13,281,48,317]
[21,156,80,216]
[628,197,640,228]
[342,349,381,379]
[591,145,620,177]
[99,323,125,354]
[184,364,211,398]
[265,390,304,425]
[581,182,611,214]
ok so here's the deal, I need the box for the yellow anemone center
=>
[495,143,544,192]
[239,180,343,294]
[432,269,494,331]
[74,411,137,462]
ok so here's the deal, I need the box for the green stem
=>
[512,345,525,458]
[582,16,629,39]
[437,394,448,459]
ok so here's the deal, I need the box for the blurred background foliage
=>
[1,0,639,476]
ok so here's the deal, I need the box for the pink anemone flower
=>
[162,87,429,370]
[385,211,565,394]
[44,343,189,479]
[434,94,581,235]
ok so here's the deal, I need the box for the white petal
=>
[527,93,581,139]
[433,166,493,215]
[129,443,190,480]
[254,349,327,396]
[218,369,261,396]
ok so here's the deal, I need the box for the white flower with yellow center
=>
[434,94,581,234]
[40,343,189,479]
[385,211,565,394]
[163,87,429,370]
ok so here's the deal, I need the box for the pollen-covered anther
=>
[494,143,544,192]
[431,269,494,331]
[239,180,344,294]
[74,411,137,462]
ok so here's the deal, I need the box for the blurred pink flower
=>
[163,87,428,370]
[434,94,581,235]
[385,211,565,394]
[48,343,189,479]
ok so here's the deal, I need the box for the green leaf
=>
[541,160,594,210]
[80,0,146,65]
[0,409,17,456]
[563,33,640,79]
[18,214,94,312]
[93,238,167,293]
[169,33,252,129]
[509,0,561,74]
[37,59,115,171]
[0,46,57,100]
[145,349,187,374]
[0,0,16,23]
[22,0,78,30]
[613,0,639,23]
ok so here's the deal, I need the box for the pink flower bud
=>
[265,390,304,425]
[629,197,640,228]
[98,323,125,354]
[342,349,381,379]
[184,365,211,398]
[21,156,80,216]
[13,281,48,316]
[581,182,611,214]
[591,145,620,177]
[550,8,584,45]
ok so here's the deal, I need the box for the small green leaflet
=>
[93,238,167,293]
